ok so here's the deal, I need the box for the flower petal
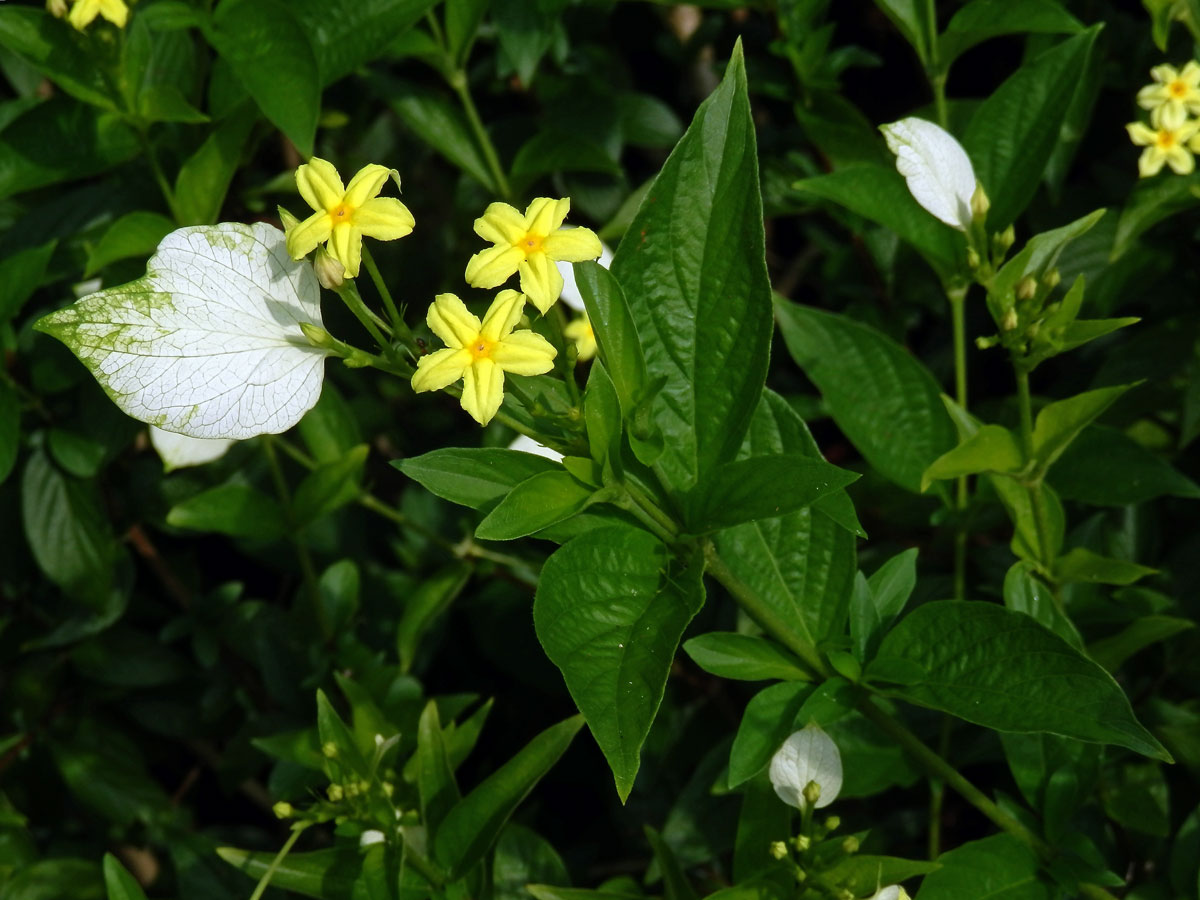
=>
[412,347,472,393]
[296,158,345,213]
[1166,145,1195,174]
[480,289,526,342]
[354,197,415,241]
[329,222,363,278]
[474,202,527,244]
[491,330,557,376]
[98,0,129,26]
[768,724,843,810]
[880,117,976,231]
[518,253,564,314]
[1139,146,1167,177]
[1137,83,1169,110]
[344,164,396,208]
[542,226,603,263]
[427,293,481,349]
[524,197,570,236]
[465,244,524,289]
[461,358,505,425]
[1150,63,1178,85]
[68,0,100,28]
[286,211,333,260]
[1126,122,1157,146]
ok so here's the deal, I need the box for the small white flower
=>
[556,240,613,312]
[768,724,843,810]
[880,117,977,231]
[149,426,235,471]
[509,433,564,462]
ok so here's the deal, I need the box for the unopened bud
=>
[966,247,981,269]
[272,801,294,819]
[1042,268,1060,290]
[976,334,1001,350]
[1016,277,1037,301]
[382,781,394,797]
[802,779,822,807]
[322,741,339,759]
[300,322,336,348]
[1027,320,1040,339]
[793,834,811,852]
[344,781,360,798]
[313,249,346,289]
[326,784,344,802]
[46,0,68,18]
[769,840,788,860]
[841,835,860,854]
[1001,307,1018,332]
[357,780,370,795]
[994,225,1015,252]
[837,890,854,900]
[970,182,990,220]
[824,815,841,831]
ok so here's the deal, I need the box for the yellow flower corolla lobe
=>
[65,0,128,29]
[1126,110,1200,177]
[564,314,596,362]
[412,291,557,426]
[286,158,415,278]
[1138,61,1200,125]
[465,198,602,314]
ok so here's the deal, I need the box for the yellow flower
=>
[412,291,557,426]
[1127,112,1200,176]
[65,0,128,29]
[563,314,596,362]
[464,199,602,314]
[286,158,414,278]
[1137,61,1200,126]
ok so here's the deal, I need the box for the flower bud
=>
[272,801,294,819]
[993,225,1016,253]
[1016,277,1037,301]
[1042,268,1061,290]
[793,834,811,852]
[841,835,860,854]
[322,741,339,759]
[326,784,344,802]
[46,0,68,18]
[970,182,990,220]
[802,780,822,807]
[300,322,335,348]
[313,249,346,289]
[769,840,788,860]
[382,781,394,797]
[966,247,982,269]
[824,815,841,831]
[1001,307,1018,332]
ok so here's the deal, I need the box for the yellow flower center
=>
[518,233,544,254]
[330,202,353,221]
[469,336,494,360]
[1156,129,1178,149]
[1170,79,1189,98]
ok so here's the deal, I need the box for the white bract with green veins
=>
[36,222,328,440]
[880,116,977,231]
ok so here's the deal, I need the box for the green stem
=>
[335,280,393,351]
[138,129,177,219]
[361,245,418,355]
[399,841,444,889]
[948,285,969,602]
[623,478,679,541]
[930,73,949,129]
[248,824,307,900]
[1016,368,1035,457]
[450,71,511,200]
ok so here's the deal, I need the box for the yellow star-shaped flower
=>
[286,158,415,279]
[1127,111,1200,177]
[1137,61,1200,126]
[412,290,557,426]
[65,0,128,30]
[564,313,596,362]
[464,199,602,314]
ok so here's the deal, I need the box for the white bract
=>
[37,222,328,440]
[880,117,976,231]
[509,433,564,462]
[556,240,613,312]
[868,887,910,900]
[149,426,234,471]
[768,723,843,810]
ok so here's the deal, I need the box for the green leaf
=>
[683,633,811,682]
[584,361,622,472]
[445,0,489,67]
[316,688,371,780]
[494,0,555,86]
[384,80,497,192]
[867,548,919,629]
[575,262,648,423]
[166,483,285,540]
[822,855,938,895]
[0,380,17,485]
[714,390,858,645]
[0,859,103,900]
[990,209,1106,304]
[728,681,813,787]
[396,447,558,510]
[644,826,698,900]
[869,600,1171,761]
[991,476,1064,564]
[916,834,1052,900]
[209,0,319,156]
[1003,561,1081,649]
[1054,547,1156,586]
[475,470,596,541]
[776,300,956,494]
[0,239,56,321]
[102,854,147,900]
[21,449,119,608]
[434,713,584,878]
[686,454,858,532]
[417,701,461,842]
[938,0,1082,70]
[534,526,705,800]
[1048,425,1200,505]
[921,424,1024,491]
[397,565,472,673]
[1112,171,1200,260]
[1088,615,1195,672]
[512,130,621,180]
[217,847,381,900]
[0,8,113,109]
[872,0,934,63]
[292,444,369,527]
[962,27,1101,229]
[493,825,570,900]
[85,213,174,277]
[1031,384,1133,473]
[792,165,963,280]
[172,102,258,226]
[610,41,772,493]
[290,0,435,85]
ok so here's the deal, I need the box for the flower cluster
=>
[1126,61,1200,177]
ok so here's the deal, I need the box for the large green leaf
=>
[937,0,1082,70]
[714,390,858,645]
[534,526,705,800]
[962,27,1100,229]
[1031,384,1132,473]
[290,0,435,84]
[395,448,558,510]
[217,847,416,900]
[915,834,1052,900]
[166,484,285,540]
[0,239,57,321]
[869,601,1170,761]
[776,300,955,494]
[417,701,461,843]
[172,102,258,226]
[683,632,811,682]
[434,714,584,878]
[872,0,934,63]
[475,470,596,541]
[610,42,772,493]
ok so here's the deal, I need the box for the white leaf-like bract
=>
[556,240,613,312]
[37,222,328,440]
[149,425,235,471]
[509,433,564,462]
[880,117,976,231]
[768,724,843,810]
[868,887,908,900]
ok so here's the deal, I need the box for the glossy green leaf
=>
[938,0,1082,69]
[102,854,147,900]
[434,713,584,877]
[610,42,772,493]
[316,688,371,780]
[870,601,1171,761]
[290,0,435,84]
[0,239,56,321]
[991,209,1106,304]
[475,470,595,541]
[84,213,173,277]
[915,834,1052,900]
[172,102,257,226]
[682,633,811,682]
[166,483,285,540]
[715,390,858,645]
[867,548,919,629]
[1112,171,1200,260]
[921,424,1024,491]
[1054,547,1156,586]
[728,681,813,788]
[445,0,489,67]
[292,444,369,527]
[584,361,622,470]
[217,847,380,899]
[396,447,558,510]
[0,859,104,900]
[1088,615,1194,672]
[1003,561,1081,649]
[575,262,648,421]
[493,825,570,900]
[209,0,319,156]
[776,300,955,494]
[0,7,113,109]
[418,700,461,842]
[1048,425,1200,505]
[534,526,704,800]
[991,476,1064,563]
[962,27,1100,229]
[397,565,472,673]
[1031,384,1133,473]
[872,0,934,62]
[822,855,938,895]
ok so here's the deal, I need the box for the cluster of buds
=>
[976,266,1068,369]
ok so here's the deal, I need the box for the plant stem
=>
[1015,368,1035,457]
[335,281,394,351]
[449,71,511,200]
[361,245,418,356]
[248,824,307,900]
[948,285,969,602]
